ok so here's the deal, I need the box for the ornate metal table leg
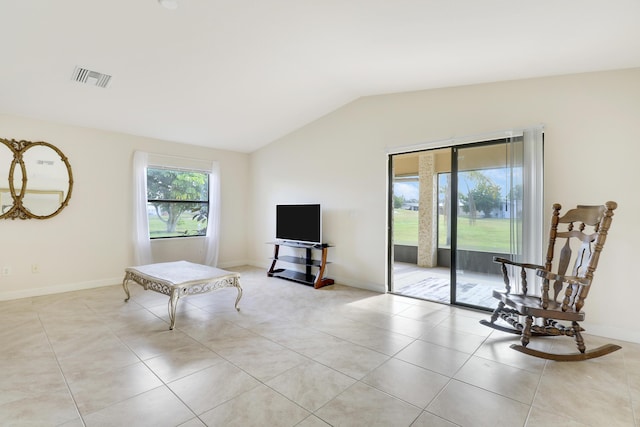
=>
[168,289,180,330]
[234,282,243,311]
[122,273,131,302]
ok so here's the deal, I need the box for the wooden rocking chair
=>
[480,201,619,361]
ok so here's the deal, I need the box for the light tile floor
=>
[1,266,639,426]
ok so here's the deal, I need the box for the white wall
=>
[249,68,640,343]
[0,114,250,299]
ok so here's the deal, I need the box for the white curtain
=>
[521,126,544,266]
[506,136,524,264]
[132,151,152,265]
[506,126,544,294]
[203,161,221,266]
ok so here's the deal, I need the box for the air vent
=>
[71,66,112,88]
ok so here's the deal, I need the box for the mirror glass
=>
[21,144,72,217]
[12,159,24,197]
[0,141,14,218]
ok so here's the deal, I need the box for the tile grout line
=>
[36,309,88,427]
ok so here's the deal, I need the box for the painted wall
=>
[249,68,640,342]
[0,114,250,299]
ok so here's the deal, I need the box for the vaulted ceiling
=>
[1,0,639,152]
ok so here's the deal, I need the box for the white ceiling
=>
[1,1,639,153]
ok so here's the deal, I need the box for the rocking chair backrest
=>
[543,201,617,313]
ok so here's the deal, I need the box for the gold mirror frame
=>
[1,138,73,220]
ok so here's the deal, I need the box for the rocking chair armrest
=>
[535,269,592,287]
[493,257,545,296]
[492,257,545,271]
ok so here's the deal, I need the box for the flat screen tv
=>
[276,204,322,244]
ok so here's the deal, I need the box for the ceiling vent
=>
[71,66,112,88]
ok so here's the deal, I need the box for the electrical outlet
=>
[1,266,11,276]
[31,264,40,274]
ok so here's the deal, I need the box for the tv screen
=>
[276,204,321,244]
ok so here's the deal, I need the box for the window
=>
[146,167,209,238]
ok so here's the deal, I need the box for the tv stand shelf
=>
[267,242,334,288]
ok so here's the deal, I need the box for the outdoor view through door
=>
[389,131,543,311]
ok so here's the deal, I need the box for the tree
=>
[507,183,523,217]
[147,169,209,234]
[508,184,523,201]
[460,171,502,219]
[393,193,405,209]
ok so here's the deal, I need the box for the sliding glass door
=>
[389,130,543,310]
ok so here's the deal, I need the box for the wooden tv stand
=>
[267,242,334,289]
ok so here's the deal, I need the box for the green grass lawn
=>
[393,209,515,252]
[149,214,206,238]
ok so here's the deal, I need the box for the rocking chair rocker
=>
[480,201,619,361]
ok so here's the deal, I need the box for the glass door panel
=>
[454,142,523,309]
[389,149,452,302]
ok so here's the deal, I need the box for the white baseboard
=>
[246,260,267,269]
[581,322,640,345]
[218,259,251,269]
[0,260,250,302]
[0,277,122,301]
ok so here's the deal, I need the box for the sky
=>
[394,167,522,202]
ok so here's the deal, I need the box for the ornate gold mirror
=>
[0,138,73,220]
